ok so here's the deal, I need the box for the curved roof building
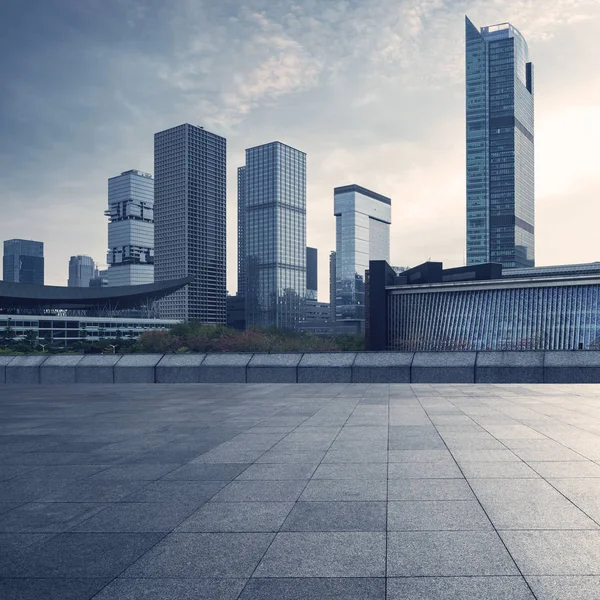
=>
[0,276,193,311]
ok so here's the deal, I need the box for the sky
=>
[0,0,599,300]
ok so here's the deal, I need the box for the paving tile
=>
[0,578,111,600]
[122,533,274,577]
[300,479,387,501]
[91,577,246,599]
[388,450,453,463]
[0,502,106,533]
[71,502,197,532]
[256,451,326,464]
[526,576,600,599]
[161,463,250,481]
[282,501,386,531]
[387,462,463,479]
[528,461,600,478]
[388,478,475,501]
[122,481,226,505]
[239,578,385,599]
[235,463,318,480]
[43,480,146,503]
[0,532,163,577]
[387,576,535,599]
[460,461,540,478]
[176,502,294,532]
[387,500,492,531]
[90,464,180,481]
[311,463,387,479]
[500,531,600,575]
[211,480,307,502]
[254,532,386,577]
[387,531,518,576]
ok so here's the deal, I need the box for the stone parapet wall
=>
[2,351,600,384]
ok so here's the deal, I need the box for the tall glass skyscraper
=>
[154,124,226,323]
[106,170,154,287]
[242,142,306,329]
[3,239,44,284]
[306,247,318,300]
[466,17,535,269]
[237,166,247,298]
[334,185,391,323]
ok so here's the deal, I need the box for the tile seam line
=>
[414,388,540,600]
[234,384,370,596]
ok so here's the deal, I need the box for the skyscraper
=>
[329,250,336,323]
[106,170,155,287]
[334,185,391,324]
[466,17,535,268]
[237,166,247,298]
[68,255,95,287]
[244,141,306,329]
[306,247,318,300]
[3,239,44,284]
[154,124,226,323]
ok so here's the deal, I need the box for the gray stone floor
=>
[2,384,600,599]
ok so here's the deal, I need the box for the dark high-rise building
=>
[68,255,95,288]
[3,239,44,284]
[154,124,226,322]
[306,247,317,300]
[244,141,306,329]
[237,166,247,298]
[466,17,535,268]
[329,250,336,323]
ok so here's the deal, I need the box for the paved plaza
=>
[2,383,600,598]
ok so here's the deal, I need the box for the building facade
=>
[329,250,336,323]
[106,170,155,287]
[367,260,600,352]
[237,166,247,298]
[154,124,227,323]
[3,239,44,285]
[307,247,318,300]
[466,17,535,269]
[244,142,306,329]
[68,255,96,287]
[334,185,391,324]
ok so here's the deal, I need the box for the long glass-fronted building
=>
[367,261,600,351]
[237,166,247,299]
[154,124,226,323]
[334,185,391,324]
[243,141,306,329]
[466,17,535,269]
[106,170,155,287]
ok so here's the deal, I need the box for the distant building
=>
[466,17,535,268]
[226,295,246,331]
[154,124,227,323]
[106,170,155,287]
[2,239,44,285]
[329,250,336,323]
[68,255,96,288]
[237,166,247,298]
[89,268,109,288]
[244,141,306,329]
[334,185,391,327]
[306,247,318,300]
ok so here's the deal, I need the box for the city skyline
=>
[1,1,599,300]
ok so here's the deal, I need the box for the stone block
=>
[5,355,48,384]
[411,352,476,383]
[198,353,252,383]
[0,355,16,384]
[298,353,356,383]
[114,354,162,383]
[76,355,121,383]
[475,352,545,383]
[544,351,600,383]
[352,352,413,383]
[40,355,84,384]
[156,354,206,383]
[247,354,302,383]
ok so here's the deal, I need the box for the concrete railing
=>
[2,352,600,384]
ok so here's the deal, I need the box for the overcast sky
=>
[1,0,599,299]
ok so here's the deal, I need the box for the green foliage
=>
[138,323,364,354]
